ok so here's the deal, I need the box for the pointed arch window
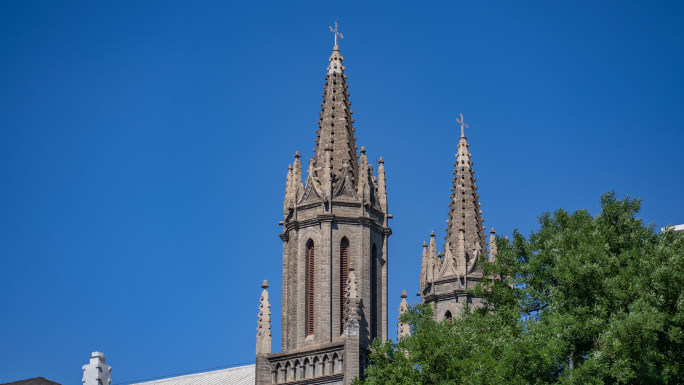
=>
[340,237,349,334]
[306,239,315,336]
[370,243,378,339]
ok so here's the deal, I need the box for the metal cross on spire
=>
[456,113,469,137]
[329,21,344,46]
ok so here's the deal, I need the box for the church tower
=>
[418,115,497,321]
[256,25,391,385]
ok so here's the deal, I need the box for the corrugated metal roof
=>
[129,365,254,385]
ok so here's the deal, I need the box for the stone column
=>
[256,281,273,385]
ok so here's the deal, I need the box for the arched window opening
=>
[444,310,453,321]
[340,237,349,334]
[370,243,378,339]
[306,240,315,336]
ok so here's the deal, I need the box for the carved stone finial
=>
[360,146,366,154]
[398,290,410,339]
[343,269,360,336]
[489,228,498,262]
[294,151,301,160]
[256,280,272,355]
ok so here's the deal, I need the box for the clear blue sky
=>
[1,1,682,383]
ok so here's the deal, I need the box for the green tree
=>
[357,192,684,384]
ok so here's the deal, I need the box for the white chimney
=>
[82,351,112,385]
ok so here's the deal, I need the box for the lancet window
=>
[306,239,315,336]
[370,243,378,339]
[340,237,349,334]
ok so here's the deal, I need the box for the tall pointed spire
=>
[256,280,271,355]
[311,37,358,191]
[418,113,494,323]
[445,114,486,272]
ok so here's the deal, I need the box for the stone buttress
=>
[417,125,498,322]
[256,41,391,385]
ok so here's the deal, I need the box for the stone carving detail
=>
[256,280,272,355]
[344,268,360,336]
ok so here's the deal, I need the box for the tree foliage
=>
[357,192,684,384]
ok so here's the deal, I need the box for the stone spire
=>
[377,157,388,215]
[444,121,486,275]
[291,152,303,203]
[256,280,271,355]
[397,291,410,339]
[311,43,358,191]
[420,241,428,289]
[426,231,437,285]
[357,147,370,205]
[283,164,293,212]
[488,228,498,262]
[283,152,303,216]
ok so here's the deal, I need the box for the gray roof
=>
[129,365,254,385]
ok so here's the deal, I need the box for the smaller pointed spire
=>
[284,165,293,213]
[426,232,437,285]
[256,280,271,355]
[397,290,410,339]
[489,228,498,262]
[377,157,388,214]
[292,152,303,203]
[420,241,428,290]
[357,147,370,205]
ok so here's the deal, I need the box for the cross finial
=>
[329,21,344,47]
[456,112,469,137]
